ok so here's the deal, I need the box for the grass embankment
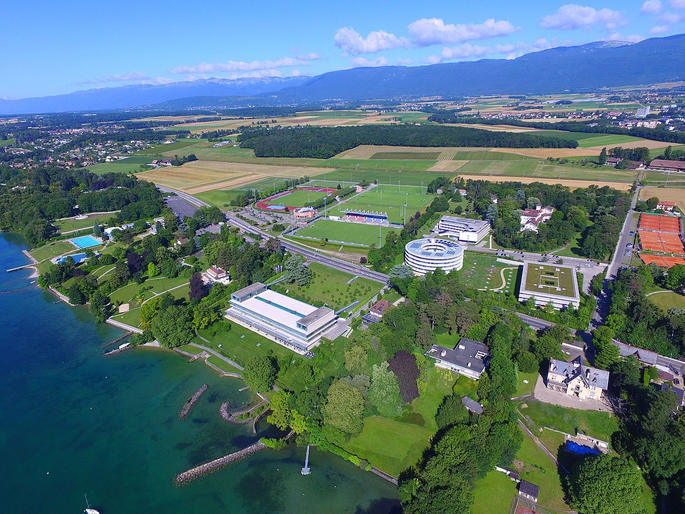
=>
[472,471,517,514]
[295,219,398,246]
[516,435,569,510]
[519,400,619,443]
[272,262,381,312]
[648,291,685,311]
[54,213,115,233]
[29,240,77,262]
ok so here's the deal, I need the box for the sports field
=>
[329,184,434,224]
[523,263,577,297]
[295,219,398,246]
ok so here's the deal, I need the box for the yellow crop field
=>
[640,186,685,212]
[138,160,334,193]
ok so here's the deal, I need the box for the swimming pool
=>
[70,235,101,249]
[56,253,88,264]
[565,441,601,455]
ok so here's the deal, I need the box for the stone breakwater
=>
[179,384,208,419]
[175,440,268,485]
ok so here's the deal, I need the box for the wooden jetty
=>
[179,384,208,419]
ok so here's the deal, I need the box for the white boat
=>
[84,494,100,514]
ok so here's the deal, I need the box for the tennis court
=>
[639,254,685,268]
[639,230,685,254]
[639,214,680,233]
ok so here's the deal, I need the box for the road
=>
[606,185,641,281]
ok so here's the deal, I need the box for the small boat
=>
[84,494,100,514]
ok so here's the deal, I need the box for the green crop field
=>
[371,152,441,160]
[576,134,645,148]
[297,110,368,119]
[321,158,436,172]
[329,184,434,224]
[272,262,381,312]
[295,219,399,246]
[452,150,533,160]
[0,138,15,147]
[54,213,115,233]
[137,139,201,155]
[523,262,576,297]
[87,156,154,175]
[193,189,246,208]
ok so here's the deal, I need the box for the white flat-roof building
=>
[404,238,464,275]
[225,283,338,354]
[517,261,580,310]
[435,215,491,243]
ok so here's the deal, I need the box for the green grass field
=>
[193,189,246,208]
[137,139,201,155]
[515,371,540,397]
[519,400,619,442]
[265,189,333,207]
[295,219,398,246]
[311,169,456,187]
[321,158,437,172]
[523,262,576,297]
[109,276,190,307]
[329,184,434,224]
[371,152,440,160]
[29,240,77,262]
[54,213,115,233]
[472,471,517,514]
[576,134,646,148]
[273,262,381,312]
[460,252,509,290]
[87,156,155,175]
[515,435,569,510]
[0,138,15,147]
[648,291,685,312]
[452,150,534,160]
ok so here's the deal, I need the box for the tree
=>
[324,379,365,434]
[344,344,368,375]
[592,325,619,369]
[267,391,292,431]
[566,455,644,514]
[665,264,685,291]
[192,303,221,330]
[147,261,160,278]
[189,272,207,301]
[435,394,469,429]
[243,355,278,392]
[140,296,163,330]
[151,305,193,348]
[283,254,312,286]
[516,351,538,372]
[598,147,607,164]
[388,350,420,402]
[532,325,568,363]
[646,197,659,210]
[368,362,403,417]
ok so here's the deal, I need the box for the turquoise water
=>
[0,234,400,513]
[70,235,100,248]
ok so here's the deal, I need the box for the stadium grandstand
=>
[342,210,389,225]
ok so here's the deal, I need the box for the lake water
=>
[0,233,399,513]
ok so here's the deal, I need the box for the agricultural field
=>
[54,213,116,233]
[192,189,246,208]
[294,219,398,246]
[639,186,685,212]
[371,151,440,160]
[0,138,15,147]
[137,159,334,194]
[272,262,381,312]
[87,156,154,175]
[329,184,434,224]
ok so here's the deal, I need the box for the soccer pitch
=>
[330,184,434,224]
[295,219,398,246]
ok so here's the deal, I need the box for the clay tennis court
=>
[639,213,681,233]
[639,254,685,268]
[639,230,685,254]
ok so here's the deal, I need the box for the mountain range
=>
[2,34,685,115]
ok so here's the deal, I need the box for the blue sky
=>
[2,0,685,99]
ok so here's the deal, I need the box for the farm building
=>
[425,338,490,380]
[225,283,338,354]
[517,262,580,309]
[656,200,676,211]
[434,215,491,243]
[648,159,685,173]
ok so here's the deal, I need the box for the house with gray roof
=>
[425,338,490,380]
[461,396,484,414]
[547,356,609,401]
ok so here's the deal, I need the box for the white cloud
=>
[408,18,516,46]
[172,55,319,75]
[396,57,413,65]
[649,24,670,33]
[441,43,490,59]
[334,27,408,55]
[425,55,442,64]
[350,56,388,67]
[659,11,685,22]
[77,71,150,85]
[540,4,626,30]
[642,0,662,14]
[606,32,645,42]
[671,0,685,9]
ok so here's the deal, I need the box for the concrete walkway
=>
[190,339,244,371]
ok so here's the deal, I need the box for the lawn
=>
[648,291,685,312]
[29,240,77,262]
[330,184,434,224]
[407,365,457,432]
[472,471,517,514]
[266,189,332,207]
[460,251,508,290]
[54,213,115,233]
[197,319,298,369]
[109,276,190,306]
[519,400,619,443]
[515,371,540,397]
[340,416,434,478]
[295,219,399,246]
[272,262,381,312]
[515,435,569,510]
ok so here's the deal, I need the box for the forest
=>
[237,125,579,159]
